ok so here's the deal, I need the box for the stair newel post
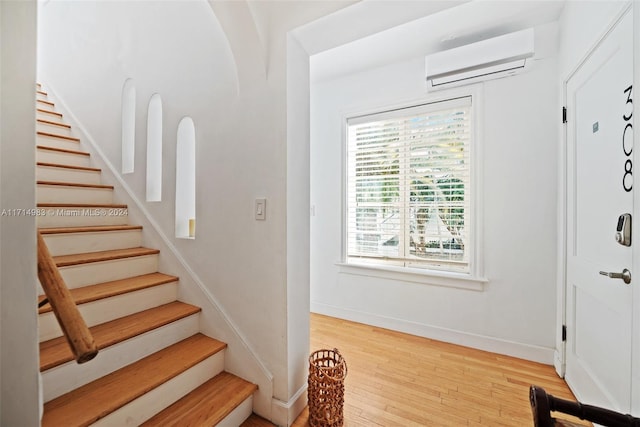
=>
[37,231,98,363]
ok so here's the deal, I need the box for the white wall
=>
[310,22,560,363]
[558,1,629,79]
[283,33,311,425]
[0,0,40,425]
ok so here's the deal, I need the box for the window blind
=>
[346,96,471,272]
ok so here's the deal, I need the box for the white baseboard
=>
[311,302,555,365]
[271,383,307,427]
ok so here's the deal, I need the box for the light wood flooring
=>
[242,313,589,427]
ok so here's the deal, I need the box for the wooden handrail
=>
[37,231,98,363]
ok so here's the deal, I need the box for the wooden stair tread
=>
[37,162,101,172]
[38,202,127,208]
[38,271,174,314]
[37,180,113,190]
[37,131,80,142]
[40,301,199,371]
[37,99,55,106]
[37,108,62,117]
[37,145,89,156]
[39,224,141,235]
[53,247,160,267]
[37,118,70,129]
[42,333,226,427]
[142,372,257,426]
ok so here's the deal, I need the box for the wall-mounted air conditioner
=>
[425,28,534,91]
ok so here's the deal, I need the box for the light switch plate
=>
[255,198,266,220]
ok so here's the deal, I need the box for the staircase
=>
[36,84,257,426]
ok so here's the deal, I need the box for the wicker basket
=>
[308,348,348,427]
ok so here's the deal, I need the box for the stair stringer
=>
[42,82,274,421]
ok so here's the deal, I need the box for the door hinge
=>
[562,325,567,342]
[562,107,567,124]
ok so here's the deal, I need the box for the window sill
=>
[336,262,488,291]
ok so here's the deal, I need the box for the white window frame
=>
[340,87,486,290]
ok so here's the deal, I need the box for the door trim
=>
[632,1,640,416]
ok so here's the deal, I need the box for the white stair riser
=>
[59,254,158,289]
[37,134,80,152]
[37,165,102,186]
[218,396,254,427]
[36,111,64,122]
[37,149,90,168]
[42,314,200,402]
[37,184,113,204]
[92,353,225,426]
[36,92,48,101]
[36,100,56,110]
[37,208,129,228]
[39,281,177,342]
[43,229,142,256]
[37,122,73,137]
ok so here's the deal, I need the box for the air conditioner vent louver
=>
[425,28,534,91]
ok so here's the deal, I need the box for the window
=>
[176,117,196,239]
[346,96,472,273]
[121,79,136,174]
[146,94,163,202]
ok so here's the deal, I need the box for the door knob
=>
[599,268,631,284]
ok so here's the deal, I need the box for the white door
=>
[565,9,634,412]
